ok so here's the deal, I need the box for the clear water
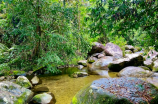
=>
[39,71,118,104]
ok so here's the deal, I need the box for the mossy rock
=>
[72,77,158,104]
[135,46,142,52]
[0,81,33,104]
[125,50,132,54]
[16,76,32,88]
[31,93,53,104]
[70,72,88,78]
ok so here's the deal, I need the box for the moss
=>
[16,78,31,88]
[32,94,43,103]
[14,92,26,104]
[87,60,95,63]
[72,96,78,104]
[153,67,158,72]
[12,70,26,75]
[1,70,26,76]
[150,95,158,104]
[0,98,5,103]
[9,85,16,90]
[73,84,132,104]
[72,79,158,104]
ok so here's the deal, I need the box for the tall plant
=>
[0,0,90,73]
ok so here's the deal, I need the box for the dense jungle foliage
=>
[0,0,157,74]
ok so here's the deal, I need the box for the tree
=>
[0,0,90,73]
[88,0,158,49]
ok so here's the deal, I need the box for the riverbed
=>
[39,71,118,104]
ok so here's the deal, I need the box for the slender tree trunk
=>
[63,0,65,7]
[33,0,42,58]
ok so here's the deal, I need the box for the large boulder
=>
[108,53,143,71]
[16,76,32,89]
[88,56,114,72]
[88,42,105,56]
[108,58,130,72]
[117,66,154,78]
[0,81,33,104]
[72,77,158,104]
[104,42,123,57]
[153,59,158,72]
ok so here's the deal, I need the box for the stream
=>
[38,69,118,104]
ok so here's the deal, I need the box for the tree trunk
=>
[33,0,42,58]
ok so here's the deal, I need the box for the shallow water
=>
[39,71,118,104]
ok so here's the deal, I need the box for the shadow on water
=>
[38,67,118,104]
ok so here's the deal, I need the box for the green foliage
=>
[87,0,158,50]
[1,0,157,75]
[0,0,90,74]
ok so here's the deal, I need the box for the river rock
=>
[135,50,144,55]
[71,72,88,78]
[88,56,114,72]
[125,53,144,65]
[78,65,84,70]
[0,76,5,81]
[104,42,123,57]
[89,70,110,77]
[144,59,153,70]
[108,53,143,71]
[33,86,49,93]
[147,50,158,59]
[31,93,55,104]
[141,77,158,88]
[0,81,33,104]
[125,45,134,51]
[88,42,105,56]
[78,60,87,67]
[133,48,139,53]
[125,50,132,54]
[16,76,32,88]
[87,56,98,63]
[117,66,153,78]
[139,66,151,71]
[31,76,40,85]
[72,77,158,104]
[98,54,105,58]
[91,53,101,58]
[153,59,158,72]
